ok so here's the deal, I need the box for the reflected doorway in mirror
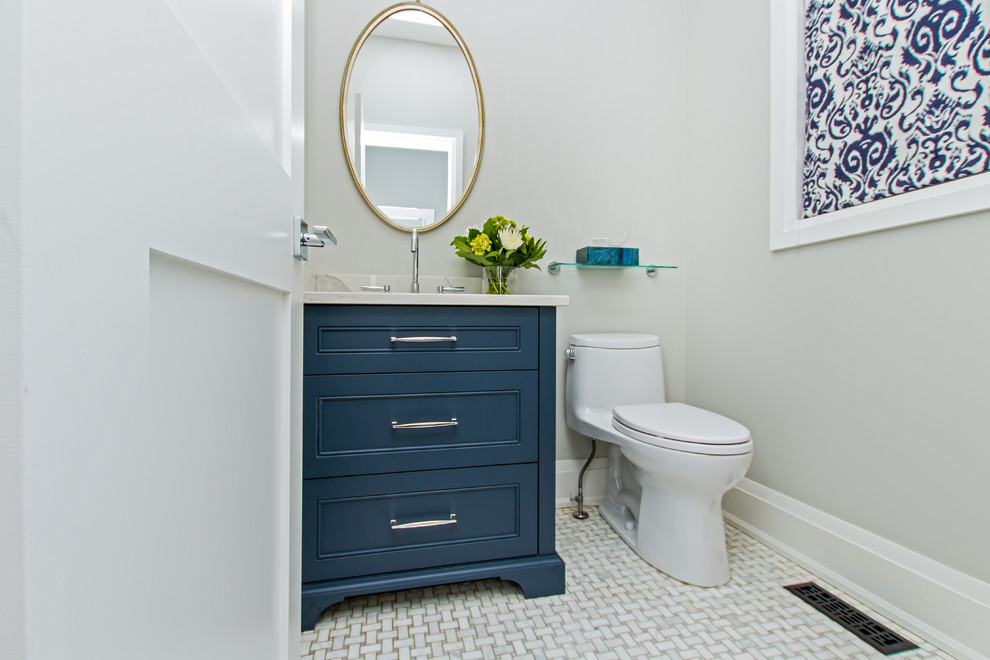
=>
[340,2,485,233]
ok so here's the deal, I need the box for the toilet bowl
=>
[565,333,753,587]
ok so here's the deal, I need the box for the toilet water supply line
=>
[572,438,596,520]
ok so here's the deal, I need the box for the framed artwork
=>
[770,0,990,250]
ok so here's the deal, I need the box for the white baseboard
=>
[724,478,990,660]
[555,457,608,508]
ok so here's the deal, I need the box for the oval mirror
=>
[340,3,485,232]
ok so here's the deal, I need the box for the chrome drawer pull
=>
[390,335,457,343]
[389,513,457,530]
[391,418,458,429]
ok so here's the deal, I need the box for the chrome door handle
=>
[389,514,457,530]
[391,418,458,429]
[293,217,336,261]
[389,336,457,343]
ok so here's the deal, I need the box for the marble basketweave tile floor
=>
[301,507,955,660]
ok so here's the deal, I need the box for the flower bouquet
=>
[451,215,548,294]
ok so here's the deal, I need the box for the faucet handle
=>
[436,285,465,294]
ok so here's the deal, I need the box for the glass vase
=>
[483,265,516,294]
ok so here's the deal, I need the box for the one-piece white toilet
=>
[565,333,753,587]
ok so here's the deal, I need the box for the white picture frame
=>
[769,0,990,251]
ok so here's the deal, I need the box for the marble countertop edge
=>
[303,291,569,306]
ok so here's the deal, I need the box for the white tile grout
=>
[301,507,954,660]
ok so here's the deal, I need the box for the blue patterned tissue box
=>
[576,247,639,265]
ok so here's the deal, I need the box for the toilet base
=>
[600,488,731,588]
[598,440,751,588]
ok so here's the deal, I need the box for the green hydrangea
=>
[469,233,491,255]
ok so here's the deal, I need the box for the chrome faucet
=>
[410,228,420,293]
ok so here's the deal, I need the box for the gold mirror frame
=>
[339,2,485,233]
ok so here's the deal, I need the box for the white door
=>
[18,0,306,658]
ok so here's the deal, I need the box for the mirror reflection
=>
[340,4,484,232]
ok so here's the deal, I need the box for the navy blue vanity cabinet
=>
[301,304,565,630]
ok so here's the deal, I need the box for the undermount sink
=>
[305,272,482,295]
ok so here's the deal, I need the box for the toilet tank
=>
[565,333,666,416]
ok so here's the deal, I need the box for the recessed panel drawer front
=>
[304,305,539,374]
[304,371,538,478]
[302,465,538,583]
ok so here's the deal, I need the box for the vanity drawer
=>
[304,371,538,478]
[302,464,537,583]
[304,305,539,374]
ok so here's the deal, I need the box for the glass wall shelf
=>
[547,262,677,277]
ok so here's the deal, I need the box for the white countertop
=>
[303,291,569,306]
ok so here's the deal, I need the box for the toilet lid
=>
[612,402,752,455]
[569,333,659,349]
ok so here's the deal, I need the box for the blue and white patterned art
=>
[803,0,990,218]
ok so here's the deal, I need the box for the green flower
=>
[470,233,491,255]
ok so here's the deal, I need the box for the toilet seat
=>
[612,402,752,456]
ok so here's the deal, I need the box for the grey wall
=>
[306,0,689,461]
[0,0,25,656]
[684,1,990,583]
[349,34,479,192]
[365,146,448,218]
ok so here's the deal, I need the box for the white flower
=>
[498,226,523,250]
